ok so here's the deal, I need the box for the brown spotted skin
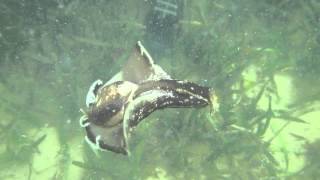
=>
[86,82,128,127]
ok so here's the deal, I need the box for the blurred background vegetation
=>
[0,0,320,179]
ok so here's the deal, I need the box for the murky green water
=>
[1,0,320,179]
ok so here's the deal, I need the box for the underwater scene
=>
[1,0,320,179]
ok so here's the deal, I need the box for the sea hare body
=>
[80,41,216,155]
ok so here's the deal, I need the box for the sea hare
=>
[80,41,217,155]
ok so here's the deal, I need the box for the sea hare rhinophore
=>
[80,41,217,155]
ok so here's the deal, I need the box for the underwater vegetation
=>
[0,0,320,179]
